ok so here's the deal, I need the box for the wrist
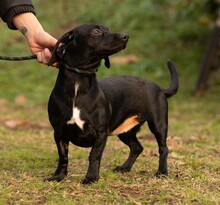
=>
[13,13,44,39]
[3,5,35,30]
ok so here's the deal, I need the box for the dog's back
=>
[99,60,178,99]
[98,60,178,134]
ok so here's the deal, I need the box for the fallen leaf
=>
[4,120,30,129]
[0,98,8,105]
[111,55,139,65]
[14,95,27,105]
[4,119,50,130]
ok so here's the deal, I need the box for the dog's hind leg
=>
[113,126,143,173]
[148,119,169,177]
[45,130,69,182]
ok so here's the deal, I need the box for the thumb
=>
[46,35,57,51]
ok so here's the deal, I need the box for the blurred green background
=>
[0,2,219,204]
[0,0,219,105]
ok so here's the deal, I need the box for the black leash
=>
[0,55,36,61]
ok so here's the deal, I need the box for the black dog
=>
[46,24,178,184]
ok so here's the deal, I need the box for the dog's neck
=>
[62,62,99,75]
[57,62,99,98]
[60,55,103,74]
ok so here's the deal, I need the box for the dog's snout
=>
[120,33,129,41]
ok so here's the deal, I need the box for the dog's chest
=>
[67,107,85,129]
[67,83,85,130]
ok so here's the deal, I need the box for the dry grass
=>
[0,99,219,205]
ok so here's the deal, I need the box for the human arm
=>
[0,0,35,29]
[0,0,57,65]
[13,12,57,64]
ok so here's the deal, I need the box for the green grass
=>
[0,113,219,204]
[0,0,220,204]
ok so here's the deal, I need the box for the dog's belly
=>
[66,124,96,147]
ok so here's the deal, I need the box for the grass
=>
[0,0,220,204]
[0,105,219,204]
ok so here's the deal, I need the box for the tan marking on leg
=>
[110,115,139,135]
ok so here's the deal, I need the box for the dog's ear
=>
[48,31,74,66]
[104,56,110,68]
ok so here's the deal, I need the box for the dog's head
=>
[48,24,129,69]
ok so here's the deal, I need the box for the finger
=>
[52,62,60,68]
[42,48,52,64]
[36,52,43,63]
[48,36,58,50]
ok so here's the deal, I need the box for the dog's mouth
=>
[97,43,128,57]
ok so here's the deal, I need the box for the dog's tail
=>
[162,60,179,98]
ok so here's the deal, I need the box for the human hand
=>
[26,29,57,65]
[13,12,58,66]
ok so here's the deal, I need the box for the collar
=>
[61,62,98,75]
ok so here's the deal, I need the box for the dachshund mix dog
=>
[46,24,178,184]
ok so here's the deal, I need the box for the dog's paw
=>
[44,173,66,182]
[155,170,168,178]
[113,166,131,173]
[81,177,98,185]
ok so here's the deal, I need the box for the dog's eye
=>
[92,29,102,35]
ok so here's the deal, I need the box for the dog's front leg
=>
[81,132,108,185]
[46,131,69,182]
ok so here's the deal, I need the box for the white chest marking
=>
[67,107,85,130]
[75,83,79,97]
[67,83,85,129]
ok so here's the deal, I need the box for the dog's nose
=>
[120,33,129,41]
